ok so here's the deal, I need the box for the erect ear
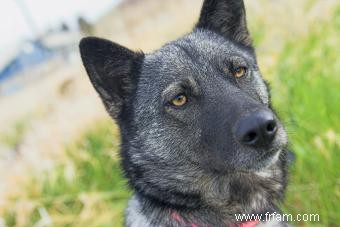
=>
[79,37,144,118]
[196,0,252,47]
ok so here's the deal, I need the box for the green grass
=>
[273,8,340,226]
[3,7,340,227]
[3,122,130,227]
[0,118,30,150]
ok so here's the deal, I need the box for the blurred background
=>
[0,0,339,226]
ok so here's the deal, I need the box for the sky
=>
[0,0,119,52]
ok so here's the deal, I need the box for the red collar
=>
[237,220,260,227]
[171,211,260,227]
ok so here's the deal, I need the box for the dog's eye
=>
[170,94,188,107]
[233,67,247,78]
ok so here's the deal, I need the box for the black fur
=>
[197,0,252,47]
[79,37,144,118]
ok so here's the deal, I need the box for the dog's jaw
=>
[125,149,289,227]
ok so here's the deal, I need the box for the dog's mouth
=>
[256,148,281,169]
[255,126,287,165]
[200,126,287,174]
[231,149,281,174]
[235,139,285,173]
[205,148,282,175]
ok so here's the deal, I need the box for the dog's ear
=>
[196,0,252,47]
[79,37,144,118]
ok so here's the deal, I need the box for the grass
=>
[2,6,340,227]
[0,118,30,150]
[3,122,130,227]
[273,8,340,226]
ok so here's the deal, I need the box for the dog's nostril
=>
[243,131,258,143]
[266,121,277,133]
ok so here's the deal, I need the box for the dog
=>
[79,0,292,226]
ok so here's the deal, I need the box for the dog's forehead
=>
[140,30,255,87]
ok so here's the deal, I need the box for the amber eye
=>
[171,94,188,107]
[233,67,247,78]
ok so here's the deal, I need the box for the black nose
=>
[235,110,278,147]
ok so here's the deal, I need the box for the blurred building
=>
[0,40,52,83]
[0,29,81,96]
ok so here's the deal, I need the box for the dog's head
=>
[80,0,288,209]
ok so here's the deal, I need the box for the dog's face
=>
[80,0,287,188]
